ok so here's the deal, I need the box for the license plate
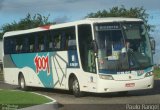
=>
[125,83,135,87]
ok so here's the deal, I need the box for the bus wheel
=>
[19,75,27,90]
[72,77,83,97]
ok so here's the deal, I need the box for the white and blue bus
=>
[3,18,155,97]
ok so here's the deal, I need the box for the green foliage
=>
[0,13,55,39]
[86,5,154,32]
[154,67,160,79]
[0,33,3,40]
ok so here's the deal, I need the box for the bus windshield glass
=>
[94,22,152,73]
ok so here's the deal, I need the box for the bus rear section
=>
[2,25,77,90]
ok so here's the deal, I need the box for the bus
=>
[3,18,155,97]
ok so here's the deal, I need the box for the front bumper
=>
[96,76,154,93]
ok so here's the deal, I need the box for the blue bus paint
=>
[11,52,54,88]
[68,50,79,68]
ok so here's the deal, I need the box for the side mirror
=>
[150,37,155,54]
[91,40,98,53]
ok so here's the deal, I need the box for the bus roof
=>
[3,17,142,38]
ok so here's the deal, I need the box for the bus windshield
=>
[94,22,153,73]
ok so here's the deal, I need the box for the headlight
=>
[99,74,114,80]
[145,72,153,77]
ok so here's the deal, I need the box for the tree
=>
[0,13,55,39]
[86,6,154,32]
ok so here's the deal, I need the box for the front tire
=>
[72,77,83,97]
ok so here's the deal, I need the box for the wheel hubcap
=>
[20,78,25,89]
[73,80,79,93]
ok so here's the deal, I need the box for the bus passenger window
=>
[19,45,23,52]
[68,39,76,50]
[22,37,29,53]
[15,37,23,53]
[12,39,16,54]
[39,44,44,51]
[49,42,53,50]
[37,32,47,52]
[30,44,34,52]
[15,45,22,53]
[54,35,61,50]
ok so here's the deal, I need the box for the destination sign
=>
[95,25,120,31]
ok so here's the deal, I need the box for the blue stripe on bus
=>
[11,52,54,88]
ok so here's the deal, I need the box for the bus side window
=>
[44,33,49,51]
[54,35,61,50]
[15,36,23,54]
[49,27,76,51]
[30,44,34,52]
[11,38,16,54]
[38,36,44,52]
[49,30,56,51]
[65,27,76,50]
[60,32,66,50]
[49,41,53,50]
[39,44,44,51]
[4,38,16,54]
[36,32,49,52]
[15,45,20,53]
[29,35,35,53]
[22,37,29,53]
[68,37,76,50]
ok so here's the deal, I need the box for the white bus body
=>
[3,18,154,97]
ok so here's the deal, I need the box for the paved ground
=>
[1,80,160,110]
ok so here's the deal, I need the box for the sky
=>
[0,0,160,26]
[0,0,160,63]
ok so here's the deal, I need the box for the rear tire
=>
[19,75,27,90]
[72,77,83,97]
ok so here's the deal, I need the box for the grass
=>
[0,89,52,109]
[153,67,160,79]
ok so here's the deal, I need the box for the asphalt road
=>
[1,80,160,110]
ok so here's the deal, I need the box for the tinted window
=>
[4,26,76,54]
